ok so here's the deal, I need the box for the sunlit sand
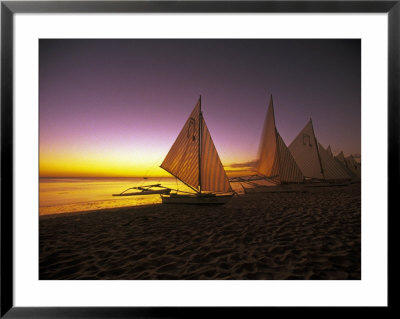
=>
[39,177,192,216]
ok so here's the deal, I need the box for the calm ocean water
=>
[39,177,192,216]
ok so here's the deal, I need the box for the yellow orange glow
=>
[39,151,254,178]
[39,138,255,177]
[39,152,170,177]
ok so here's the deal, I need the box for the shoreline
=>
[39,180,360,218]
[39,202,162,219]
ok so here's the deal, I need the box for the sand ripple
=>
[40,183,361,280]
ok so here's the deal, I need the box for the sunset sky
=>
[39,39,360,177]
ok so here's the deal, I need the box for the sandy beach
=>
[39,183,361,280]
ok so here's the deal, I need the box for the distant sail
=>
[160,100,201,190]
[318,143,351,180]
[275,133,304,183]
[327,145,333,157]
[345,155,361,178]
[335,151,358,178]
[201,117,232,192]
[257,96,303,183]
[288,119,324,179]
[257,97,278,178]
[335,151,347,165]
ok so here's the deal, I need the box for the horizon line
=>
[39,176,172,178]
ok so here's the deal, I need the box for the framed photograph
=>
[1,0,396,317]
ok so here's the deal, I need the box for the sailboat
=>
[229,95,304,192]
[288,119,352,181]
[256,95,304,184]
[159,96,234,205]
[335,152,361,179]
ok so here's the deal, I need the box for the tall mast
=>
[310,118,325,179]
[198,95,202,193]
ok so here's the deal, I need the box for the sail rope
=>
[138,153,166,187]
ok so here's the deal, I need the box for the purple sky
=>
[39,39,360,177]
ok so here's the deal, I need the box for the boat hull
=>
[113,189,171,196]
[161,193,234,205]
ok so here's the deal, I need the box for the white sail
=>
[257,97,278,178]
[160,100,201,190]
[161,98,231,193]
[327,145,333,157]
[276,133,304,183]
[201,117,232,192]
[288,119,324,179]
[335,151,347,164]
[335,151,358,178]
[318,143,351,180]
[345,155,361,178]
[257,96,303,183]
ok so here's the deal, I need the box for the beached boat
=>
[289,119,353,182]
[255,95,304,184]
[159,96,234,205]
[112,184,171,196]
[232,95,353,192]
[229,95,304,193]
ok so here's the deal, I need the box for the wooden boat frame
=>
[112,184,171,196]
[160,191,234,205]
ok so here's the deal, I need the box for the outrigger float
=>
[112,184,171,197]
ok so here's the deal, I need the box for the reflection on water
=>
[39,177,191,216]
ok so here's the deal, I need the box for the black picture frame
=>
[1,1,396,317]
